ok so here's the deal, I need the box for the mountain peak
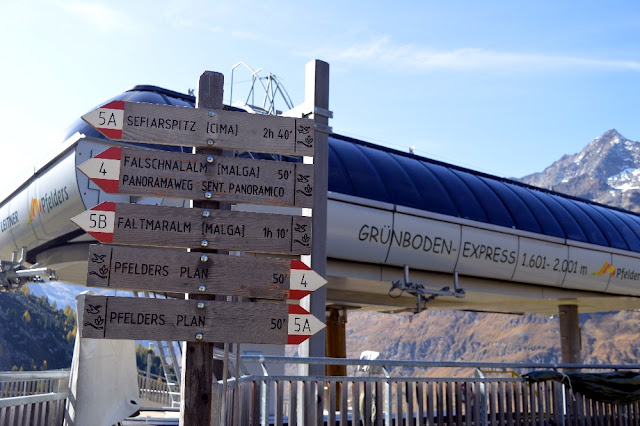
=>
[595,129,626,144]
[519,129,640,211]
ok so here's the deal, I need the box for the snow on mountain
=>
[519,129,640,212]
[607,168,640,192]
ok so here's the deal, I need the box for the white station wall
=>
[0,137,211,267]
[327,198,640,297]
[3,141,640,299]
[0,151,86,262]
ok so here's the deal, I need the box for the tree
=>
[64,306,75,325]
[66,325,77,343]
[135,344,164,377]
[22,310,31,323]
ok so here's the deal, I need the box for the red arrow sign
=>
[83,100,125,140]
[86,245,325,300]
[287,304,326,344]
[78,146,122,193]
[71,202,117,243]
[289,259,326,300]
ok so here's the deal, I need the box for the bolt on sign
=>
[82,101,315,156]
[81,295,325,345]
[86,244,326,300]
[77,146,314,207]
[71,202,312,255]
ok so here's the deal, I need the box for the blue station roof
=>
[66,85,640,254]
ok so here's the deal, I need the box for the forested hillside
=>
[345,310,640,377]
[0,287,76,371]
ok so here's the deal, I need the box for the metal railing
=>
[137,369,180,408]
[0,369,69,426]
[209,356,640,426]
[2,359,640,425]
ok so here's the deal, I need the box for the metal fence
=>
[212,356,640,426]
[0,369,69,426]
[2,359,640,425]
[137,369,179,408]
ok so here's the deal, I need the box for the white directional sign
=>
[86,245,326,300]
[82,101,316,156]
[71,202,312,255]
[81,295,326,344]
[77,146,314,207]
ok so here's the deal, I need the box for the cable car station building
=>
[2,61,640,380]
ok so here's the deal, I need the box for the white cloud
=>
[313,36,640,73]
[55,2,138,32]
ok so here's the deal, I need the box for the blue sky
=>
[2,1,640,192]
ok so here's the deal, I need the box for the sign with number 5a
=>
[81,295,325,344]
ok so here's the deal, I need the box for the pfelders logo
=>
[592,262,616,277]
[592,261,640,281]
[27,186,69,225]
[26,198,42,225]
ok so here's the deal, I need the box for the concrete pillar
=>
[559,304,581,367]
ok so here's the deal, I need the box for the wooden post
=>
[298,59,330,373]
[293,59,329,425]
[325,307,347,406]
[180,71,225,426]
[559,304,581,369]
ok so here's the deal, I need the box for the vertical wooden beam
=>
[325,307,346,405]
[180,70,225,426]
[293,59,329,423]
[299,59,329,372]
[559,304,582,368]
[325,308,347,374]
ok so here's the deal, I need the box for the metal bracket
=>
[0,248,58,291]
[313,106,333,119]
[389,265,465,313]
[314,122,333,135]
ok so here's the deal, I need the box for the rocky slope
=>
[519,129,640,212]
[345,309,640,377]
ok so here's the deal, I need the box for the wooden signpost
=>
[81,295,324,345]
[71,201,312,255]
[77,146,314,207]
[81,100,316,156]
[73,67,327,426]
[86,245,326,299]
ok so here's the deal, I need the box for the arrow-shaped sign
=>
[77,146,314,208]
[86,245,326,300]
[71,202,312,255]
[82,101,315,156]
[81,295,325,344]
